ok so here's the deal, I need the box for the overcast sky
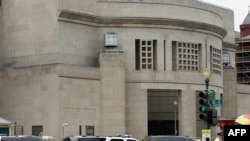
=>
[201,0,250,31]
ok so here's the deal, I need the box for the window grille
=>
[135,39,157,70]
[210,46,222,74]
[173,41,201,72]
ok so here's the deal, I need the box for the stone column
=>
[222,67,237,118]
[179,89,197,137]
[98,50,126,136]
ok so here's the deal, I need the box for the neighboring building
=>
[236,10,250,84]
[235,8,250,116]
[0,0,242,140]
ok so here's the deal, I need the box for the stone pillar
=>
[179,89,196,137]
[98,50,126,136]
[222,67,237,117]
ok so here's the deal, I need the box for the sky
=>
[201,0,250,32]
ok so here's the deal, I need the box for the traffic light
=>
[199,91,209,121]
[207,109,218,126]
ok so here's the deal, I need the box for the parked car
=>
[142,135,193,141]
[41,136,54,141]
[0,135,42,141]
[63,135,139,141]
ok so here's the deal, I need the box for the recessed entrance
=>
[148,90,178,135]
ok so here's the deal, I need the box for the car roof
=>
[69,136,138,141]
[143,135,193,141]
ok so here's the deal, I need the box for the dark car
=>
[142,136,193,141]
[0,136,42,141]
[63,136,139,141]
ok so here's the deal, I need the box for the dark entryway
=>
[0,127,9,136]
[148,90,179,135]
[32,125,43,136]
[148,120,178,135]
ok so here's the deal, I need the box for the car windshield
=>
[151,136,192,141]
[19,137,41,141]
[126,139,137,141]
[77,138,106,141]
[110,139,123,141]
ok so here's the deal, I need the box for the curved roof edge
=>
[58,10,227,38]
[97,0,233,14]
[196,0,232,10]
[223,42,238,50]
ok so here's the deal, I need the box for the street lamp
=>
[173,100,178,135]
[203,69,211,91]
[62,123,68,140]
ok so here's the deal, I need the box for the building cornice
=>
[58,10,227,38]
[223,42,238,50]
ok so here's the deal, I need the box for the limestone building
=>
[0,0,239,140]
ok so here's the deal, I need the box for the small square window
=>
[104,32,117,46]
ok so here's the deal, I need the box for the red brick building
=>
[236,9,250,84]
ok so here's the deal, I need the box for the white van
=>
[41,136,54,141]
[105,136,138,141]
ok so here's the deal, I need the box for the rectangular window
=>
[104,32,117,47]
[14,125,23,136]
[32,125,43,136]
[210,46,222,74]
[223,52,230,66]
[164,40,166,71]
[86,126,94,136]
[135,39,157,70]
[172,41,201,72]
[220,93,223,104]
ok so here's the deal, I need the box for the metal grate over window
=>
[175,42,201,72]
[135,39,157,70]
[211,46,222,74]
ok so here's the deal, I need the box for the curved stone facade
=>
[0,0,237,140]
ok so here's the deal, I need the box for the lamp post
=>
[173,100,178,135]
[203,69,211,93]
[202,69,211,129]
[62,123,68,140]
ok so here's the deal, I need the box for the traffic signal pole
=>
[200,69,219,129]
[205,79,210,129]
